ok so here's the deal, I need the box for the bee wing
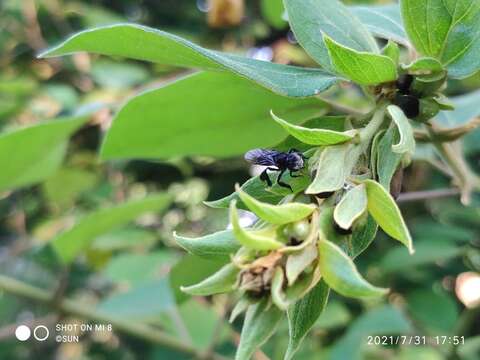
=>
[244,149,278,166]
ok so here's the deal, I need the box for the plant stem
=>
[359,104,387,147]
[426,124,479,205]
[0,275,228,360]
[397,188,460,203]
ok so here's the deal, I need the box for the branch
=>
[0,275,228,360]
[397,188,460,203]
[415,117,480,143]
[425,124,480,205]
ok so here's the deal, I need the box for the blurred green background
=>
[0,0,479,359]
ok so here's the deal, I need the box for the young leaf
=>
[334,184,368,230]
[324,35,398,85]
[284,0,378,72]
[39,23,337,97]
[173,230,240,261]
[350,215,378,258]
[351,4,409,46]
[270,111,356,146]
[401,0,480,78]
[271,267,289,310]
[180,263,239,296]
[306,144,350,194]
[236,300,283,360]
[285,281,330,360]
[101,72,325,160]
[235,184,316,225]
[364,179,414,253]
[382,40,400,64]
[387,105,416,155]
[403,57,444,74]
[318,239,389,298]
[0,115,87,192]
[230,200,284,250]
[285,244,318,285]
[376,127,403,191]
[52,193,172,263]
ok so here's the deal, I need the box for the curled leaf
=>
[306,143,350,194]
[364,179,414,254]
[271,267,289,310]
[235,184,316,225]
[173,230,240,260]
[318,239,389,298]
[230,200,284,250]
[286,243,318,285]
[334,184,368,230]
[180,263,239,296]
[387,105,416,154]
[270,110,356,146]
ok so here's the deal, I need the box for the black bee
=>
[244,148,306,191]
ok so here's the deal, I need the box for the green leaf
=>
[0,116,87,192]
[351,4,409,46]
[285,281,329,360]
[350,215,378,259]
[180,263,239,296]
[382,40,400,64]
[318,239,388,298]
[376,127,403,190]
[271,267,289,310]
[236,300,283,360]
[270,111,356,146]
[173,230,240,261]
[230,200,284,250]
[275,115,347,151]
[324,35,398,85]
[100,72,326,160]
[169,255,227,304]
[51,193,172,263]
[400,0,480,78]
[387,105,416,154]
[403,57,444,74]
[284,0,378,72]
[39,23,337,97]
[334,184,368,230]
[261,0,287,29]
[285,243,318,285]
[364,180,414,254]
[97,278,175,320]
[236,184,316,225]
[306,144,350,194]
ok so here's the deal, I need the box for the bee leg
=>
[260,169,272,187]
[277,170,293,191]
[289,170,301,178]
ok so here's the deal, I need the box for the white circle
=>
[15,325,31,341]
[33,325,49,341]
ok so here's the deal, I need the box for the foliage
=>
[0,1,479,360]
